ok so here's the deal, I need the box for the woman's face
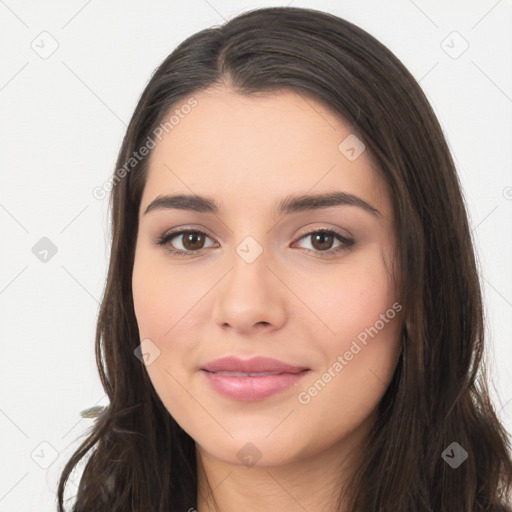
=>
[132,85,402,468]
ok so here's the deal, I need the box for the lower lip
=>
[201,370,310,401]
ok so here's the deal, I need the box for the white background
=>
[0,1,511,510]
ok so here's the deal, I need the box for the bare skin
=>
[132,84,403,511]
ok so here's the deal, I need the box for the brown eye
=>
[310,232,335,251]
[157,230,217,255]
[181,232,207,251]
[294,229,355,257]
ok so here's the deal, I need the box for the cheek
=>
[304,316,401,442]
[295,245,401,404]
[131,245,207,410]
[292,244,398,344]
[299,250,402,424]
[132,244,203,338]
[132,251,195,422]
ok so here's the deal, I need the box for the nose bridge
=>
[211,231,287,331]
[226,232,272,301]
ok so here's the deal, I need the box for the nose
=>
[211,245,287,334]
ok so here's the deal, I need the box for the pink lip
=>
[200,356,310,401]
[201,356,307,374]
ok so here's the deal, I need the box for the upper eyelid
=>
[294,225,352,240]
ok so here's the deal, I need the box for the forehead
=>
[140,86,392,218]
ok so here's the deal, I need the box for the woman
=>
[57,6,512,511]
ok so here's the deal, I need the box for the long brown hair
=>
[57,6,512,511]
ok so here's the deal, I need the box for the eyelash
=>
[156,227,355,258]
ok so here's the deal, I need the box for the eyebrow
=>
[143,191,381,218]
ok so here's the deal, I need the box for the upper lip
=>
[201,356,308,374]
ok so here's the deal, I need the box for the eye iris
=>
[311,232,333,251]
[183,232,205,251]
